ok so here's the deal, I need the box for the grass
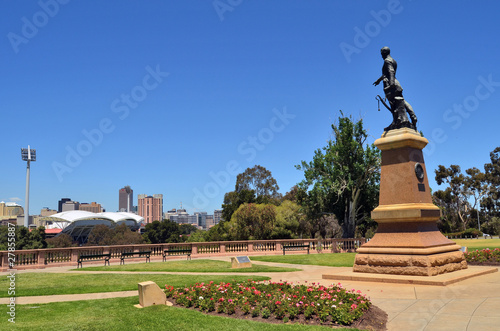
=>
[77,259,301,273]
[251,253,356,267]
[0,296,359,331]
[452,238,500,251]
[0,273,269,298]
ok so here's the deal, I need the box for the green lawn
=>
[0,296,359,331]
[0,273,269,298]
[77,259,300,273]
[452,238,500,251]
[251,253,356,267]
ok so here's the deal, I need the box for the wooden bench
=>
[77,253,111,268]
[163,247,192,261]
[120,251,151,265]
[282,244,310,255]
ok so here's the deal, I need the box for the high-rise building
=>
[138,194,163,224]
[79,202,103,213]
[205,215,216,229]
[40,208,57,217]
[214,209,223,224]
[58,198,71,212]
[0,202,24,220]
[119,186,133,212]
[62,201,79,212]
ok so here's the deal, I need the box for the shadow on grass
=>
[76,259,301,273]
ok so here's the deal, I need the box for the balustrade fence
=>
[0,238,366,271]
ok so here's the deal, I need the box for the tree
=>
[296,113,380,238]
[46,233,76,248]
[227,203,277,240]
[283,185,299,203]
[434,164,485,231]
[235,165,282,203]
[86,224,114,246]
[433,188,456,233]
[484,147,500,218]
[142,219,183,244]
[0,225,47,250]
[221,189,256,223]
[112,223,144,245]
[221,165,282,223]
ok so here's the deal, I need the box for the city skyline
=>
[1,2,500,216]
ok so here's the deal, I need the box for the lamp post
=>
[477,209,480,233]
[21,146,36,228]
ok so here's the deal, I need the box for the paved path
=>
[1,258,499,331]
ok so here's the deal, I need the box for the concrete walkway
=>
[2,258,499,331]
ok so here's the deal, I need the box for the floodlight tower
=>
[21,146,36,228]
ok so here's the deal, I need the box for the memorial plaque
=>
[236,256,251,263]
[231,256,252,269]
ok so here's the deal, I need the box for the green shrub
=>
[261,307,271,319]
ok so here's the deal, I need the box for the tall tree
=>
[235,165,282,203]
[142,219,182,244]
[435,165,472,231]
[221,189,256,223]
[296,113,380,238]
[227,203,276,240]
[484,147,500,218]
[222,165,282,222]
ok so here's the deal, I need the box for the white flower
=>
[199,296,204,300]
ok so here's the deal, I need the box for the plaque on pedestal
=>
[231,256,252,269]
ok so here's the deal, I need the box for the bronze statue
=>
[373,47,417,131]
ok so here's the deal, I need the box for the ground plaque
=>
[231,256,252,269]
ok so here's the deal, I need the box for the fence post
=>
[71,248,79,263]
[275,242,282,253]
[38,250,45,267]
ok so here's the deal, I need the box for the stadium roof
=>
[40,211,144,224]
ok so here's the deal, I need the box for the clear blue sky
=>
[1,1,499,216]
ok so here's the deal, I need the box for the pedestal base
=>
[353,250,467,276]
[353,221,467,276]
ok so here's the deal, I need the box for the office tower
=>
[58,198,71,212]
[62,201,79,212]
[79,202,103,213]
[214,209,223,224]
[119,186,133,212]
[137,194,163,224]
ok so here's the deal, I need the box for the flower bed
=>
[465,248,500,265]
[164,279,372,326]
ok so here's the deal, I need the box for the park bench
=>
[282,244,310,255]
[77,253,111,268]
[120,251,151,265]
[163,247,192,261]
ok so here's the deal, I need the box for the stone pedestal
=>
[353,128,467,276]
[136,281,168,308]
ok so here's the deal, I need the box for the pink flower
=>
[351,304,358,309]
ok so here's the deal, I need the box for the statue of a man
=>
[373,47,417,131]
